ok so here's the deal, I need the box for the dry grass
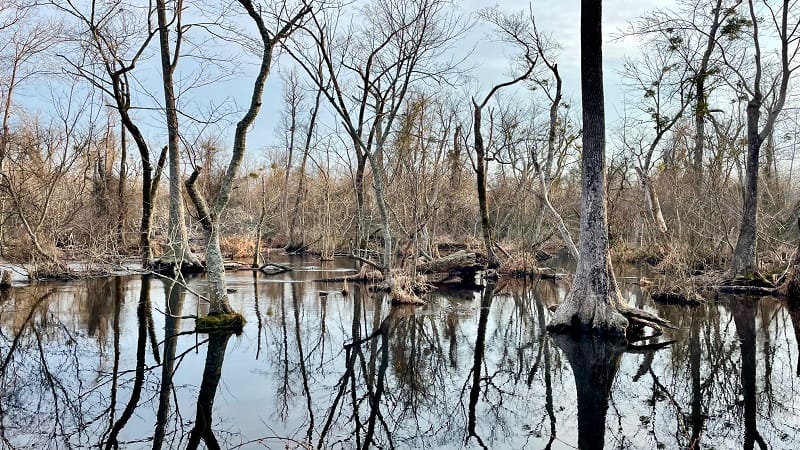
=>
[220,234,256,258]
[498,254,539,277]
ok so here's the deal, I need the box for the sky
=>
[150,0,676,162]
[10,0,675,163]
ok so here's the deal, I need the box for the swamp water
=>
[1,258,799,449]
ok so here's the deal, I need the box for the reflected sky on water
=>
[1,258,799,449]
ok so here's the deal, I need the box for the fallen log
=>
[259,262,293,275]
[417,250,481,274]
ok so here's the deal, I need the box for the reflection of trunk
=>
[729,298,766,450]
[533,296,557,448]
[466,283,494,449]
[292,283,315,440]
[186,332,233,450]
[318,287,364,447]
[104,276,149,449]
[785,301,800,376]
[362,326,388,450]
[153,278,186,450]
[105,278,123,438]
[689,313,704,448]
[551,335,625,450]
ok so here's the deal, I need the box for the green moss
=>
[196,312,246,334]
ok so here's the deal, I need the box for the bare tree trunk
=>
[692,0,725,179]
[116,121,127,249]
[252,177,267,268]
[366,141,395,289]
[155,0,202,271]
[640,171,668,236]
[186,0,310,315]
[731,0,792,278]
[288,88,322,251]
[472,100,500,268]
[732,100,763,276]
[548,0,628,335]
[537,169,579,260]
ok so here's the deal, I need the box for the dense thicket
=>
[0,0,798,293]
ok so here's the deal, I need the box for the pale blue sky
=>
[12,0,673,163]
[176,0,675,162]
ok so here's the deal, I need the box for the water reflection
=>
[0,267,799,449]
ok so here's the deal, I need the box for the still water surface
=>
[1,258,799,449]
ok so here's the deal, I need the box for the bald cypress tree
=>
[548,0,628,335]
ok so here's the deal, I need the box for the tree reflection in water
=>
[2,269,800,449]
[186,331,232,450]
[551,334,626,450]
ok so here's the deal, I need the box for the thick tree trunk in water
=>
[155,0,202,270]
[205,227,234,315]
[473,100,500,268]
[731,0,792,278]
[365,147,395,290]
[777,219,800,298]
[548,0,628,335]
[552,335,625,450]
[732,101,762,277]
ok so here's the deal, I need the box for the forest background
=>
[0,0,798,298]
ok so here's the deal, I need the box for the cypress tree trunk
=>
[548,0,628,335]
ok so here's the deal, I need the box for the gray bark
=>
[186,0,310,314]
[548,0,629,335]
[155,0,202,270]
[692,0,726,177]
[731,0,792,277]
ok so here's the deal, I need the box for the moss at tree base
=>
[196,312,246,334]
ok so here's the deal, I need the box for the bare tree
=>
[285,0,466,291]
[724,0,798,279]
[185,0,310,318]
[0,6,58,256]
[54,0,168,268]
[620,41,692,242]
[548,0,630,334]
[154,0,203,271]
[469,7,541,268]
